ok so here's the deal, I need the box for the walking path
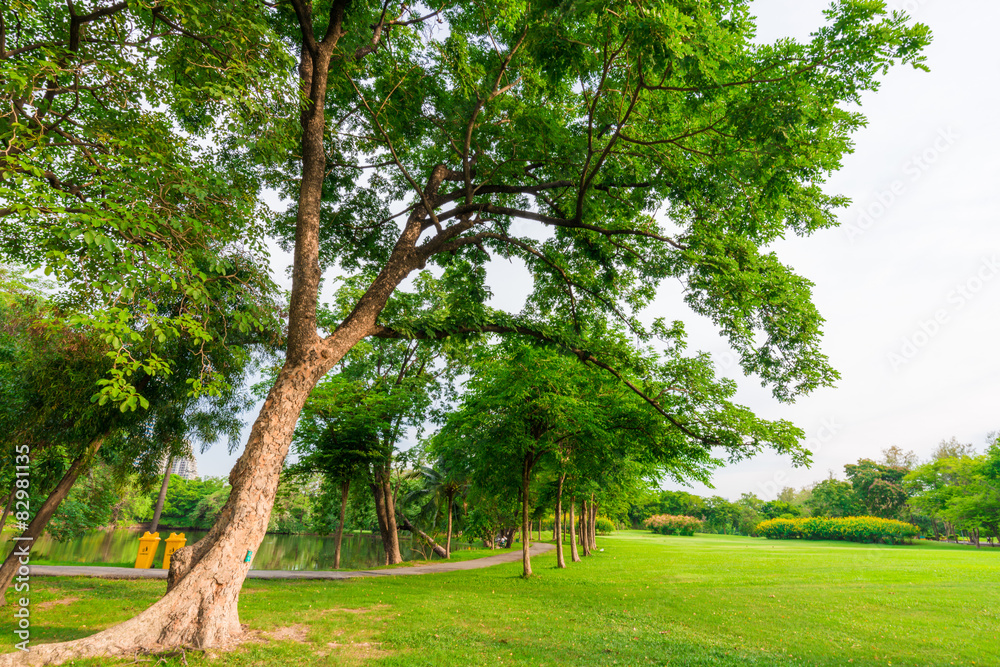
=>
[28,543,555,581]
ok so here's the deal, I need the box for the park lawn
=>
[1,532,997,666]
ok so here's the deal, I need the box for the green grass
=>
[1,532,997,666]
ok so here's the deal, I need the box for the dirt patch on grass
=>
[36,597,80,609]
[264,624,311,643]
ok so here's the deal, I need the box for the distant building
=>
[166,451,199,480]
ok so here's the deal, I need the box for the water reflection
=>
[0,529,471,571]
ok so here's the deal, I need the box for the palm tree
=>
[407,458,468,558]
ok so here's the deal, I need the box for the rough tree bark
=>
[0,437,102,605]
[334,479,350,569]
[149,457,173,535]
[554,474,566,568]
[568,497,580,563]
[580,499,591,557]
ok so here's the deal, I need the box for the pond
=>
[0,528,472,570]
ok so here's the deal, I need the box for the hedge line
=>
[643,514,703,536]
[756,516,919,544]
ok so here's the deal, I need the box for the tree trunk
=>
[397,514,447,558]
[0,438,102,605]
[569,497,580,563]
[589,496,598,550]
[0,486,15,535]
[445,493,454,558]
[580,499,591,557]
[377,466,403,564]
[334,479,350,569]
[555,474,565,568]
[371,479,391,565]
[521,453,532,577]
[149,458,173,534]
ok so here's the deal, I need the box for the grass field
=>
[2,532,997,666]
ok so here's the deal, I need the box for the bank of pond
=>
[0,527,474,570]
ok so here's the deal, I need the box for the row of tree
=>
[629,440,1000,546]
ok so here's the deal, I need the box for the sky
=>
[199,0,1000,502]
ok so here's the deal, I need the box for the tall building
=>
[166,451,199,480]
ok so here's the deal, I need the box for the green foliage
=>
[905,447,1000,542]
[0,264,274,548]
[755,516,919,544]
[643,514,703,536]
[630,489,765,535]
[1,2,283,404]
[187,487,232,532]
[154,476,228,529]
[760,500,804,520]
[806,478,861,518]
[268,476,318,535]
[594,517,615,535]
[47,462,152,542]
[844,459,911,519]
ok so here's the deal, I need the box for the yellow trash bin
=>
[162,533,187,570]
[134,531,160,569]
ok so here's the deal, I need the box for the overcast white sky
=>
[200,1,1000,501]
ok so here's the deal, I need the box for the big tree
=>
[0,1,929,663]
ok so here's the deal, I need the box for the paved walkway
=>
[28,543,555,581]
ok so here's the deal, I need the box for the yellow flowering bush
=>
[755,516,919,544]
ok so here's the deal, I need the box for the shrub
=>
[643,514,703,536]
[755,516,919,544]
[595,517,615,535]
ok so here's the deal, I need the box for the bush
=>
[643,514,703,536]
[755,516,919,544]
[595,517,615,535]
